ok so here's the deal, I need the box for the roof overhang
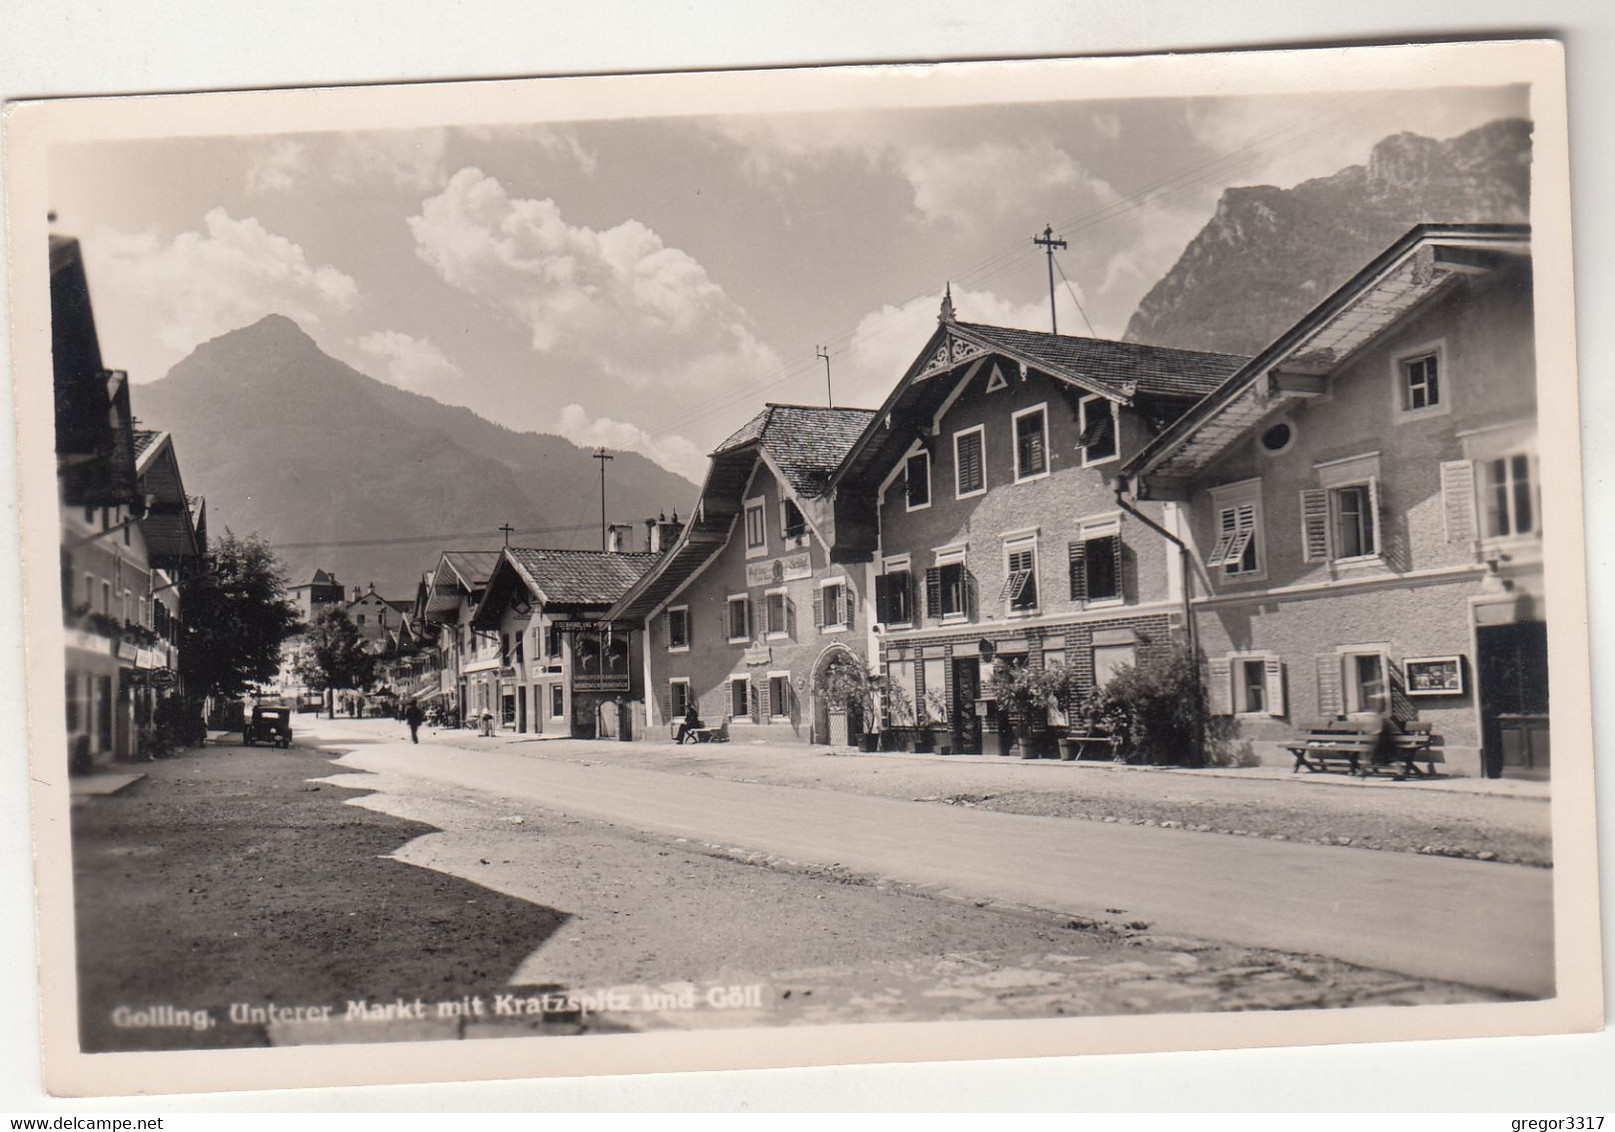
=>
[1122,224,1530,497]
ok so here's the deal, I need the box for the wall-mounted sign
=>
[116,642,139,662]
[744,646,772,666]
[552,619,637,634]
[744,551,813,588]
[574,674,631,693]
[1404,655,1465,696]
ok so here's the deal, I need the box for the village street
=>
[69,717,1546,1052]
[301,717,1554,998]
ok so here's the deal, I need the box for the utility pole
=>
[499,523,514,548]
[592,448,614,551]
[817,345,833,408]
[1032,224,1067,335]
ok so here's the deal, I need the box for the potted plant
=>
[882,678,923,751]
[921,688,953,755]
[1060,688,1127,761]
[814,655,881,751]
[989,660,1070,759]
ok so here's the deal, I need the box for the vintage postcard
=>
[4,39,1600,1098]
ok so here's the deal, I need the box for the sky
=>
[46,82,1527,484]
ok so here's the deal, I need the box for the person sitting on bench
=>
[674,703,703,744]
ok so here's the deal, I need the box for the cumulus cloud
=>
[409,167,780,393]
[245,138,307,195]
[555,404,707,484]
[244,129,449,195]
[897,141,1115,227]
[357,330,462,392]
[86,208,359,377]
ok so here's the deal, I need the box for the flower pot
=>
[912,728,935,754]
[856,732,880,753]
[927,726,954,756]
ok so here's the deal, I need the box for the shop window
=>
[550,684,564,719]
[1092,643,1135,690]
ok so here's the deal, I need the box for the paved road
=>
[308,721,1554,996]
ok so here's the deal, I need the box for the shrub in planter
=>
[921,688,953,755]
[989,660,1074,759]
[1086,643,1205,766]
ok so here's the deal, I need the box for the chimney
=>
[607,523,633,553]
[651,510,684,554]
[352,586,361,601]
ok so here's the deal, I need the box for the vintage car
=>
[243,703,293,748]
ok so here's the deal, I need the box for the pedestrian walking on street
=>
[405,701,424,744]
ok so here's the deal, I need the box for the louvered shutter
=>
[1301,489,1331,563]
[904,572,917,625]
[659,612,670,647]
[875,574,890,625]
[843,586,855,632]
[812,587,824,628]
[1068,542,1087,603]
[662,686,673,723]
[1367,476,1382,555]
[1207,657,1232,715]
[1316,654,1344,717]
[1263,657,1285,717]
[760,678,771,720]
[749,680,760,723]
[1441,461,1477,542]
[1110,534,1124,601]
[926,567,943,619]
[965,570,979,620]
[785,596,796,639]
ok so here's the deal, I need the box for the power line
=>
[270,521,599,552]
[1052,255,1098,339]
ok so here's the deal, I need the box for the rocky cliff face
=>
[1123,119,1531,356]
[133,315,700,595]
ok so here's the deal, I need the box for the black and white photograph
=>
[3,37,1602,1100]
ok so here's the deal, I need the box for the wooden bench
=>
[1288,715,1444,779]
[684,716,731,744]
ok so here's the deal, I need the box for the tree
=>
[295,606,376,717]
[179,530,300,706]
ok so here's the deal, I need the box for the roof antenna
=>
[816,345,833,408]
[1033,224,1068,335]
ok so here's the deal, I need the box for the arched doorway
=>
[810,643,864,746]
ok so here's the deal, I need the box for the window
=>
[101,581,111,615]
[666,606,690,652]
[1303,456,1382,564]
[726,594,750,643]
[1403,353,1439,410]
[1012,405,1049,481]
[730,677,749,720]
[1344,651,1389,714]
[905,450,931,510]
[550,684,564,718]
[764,588,791,639]
[1484,452,1536,539]
[954,426,985,498]
[768,673,794,721]
[1208,654,1284,716]
[1078,394,1118,465]
[876,562,913,627]
[780,498,807,543]
[1001,538,1039,613]
[1206,501,1260,577]
[925,553,971,620]
[816,578,851,632]
[1394,343,1448,419]
[744,496,767,557]
[669,680,692,719]
[546,625,563,660]
[1260,420,1295,456]
[1093,644,1135,689]
[357,614,366,627]
[1068,519,1123,604]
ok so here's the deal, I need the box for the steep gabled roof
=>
[715,403,879,499]
[424,549,501,621]
[1121,222,1532,493]
[507,547,660,606]
[954,321,1247,401]
[132,430,202,567]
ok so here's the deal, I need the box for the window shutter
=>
[1316,654,1344,717]
[874,574,890,624]
[905,572,918,626]
[1207,657,1232,715]
[1440,460,1477,542]
[1068,542,1087,602]
[760,679,771,719]
[1111,534,1125,601]
[662,686,673,722]
[1301,488,1331,563]
[843,586,855,632]
[1263,657,1285,717]
[745,598,752,640]
[925,567,943,619]
[659,612,670,646]
[813,587,824,628]
[965,570,979,620]
[1367,476,1382,555]
[785,597,796,639]
[749,681,760,723]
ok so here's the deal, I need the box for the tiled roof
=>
[953,321,1248,400]
[508,548,661,605]
[132,430,162,460]
[442,550,501,590]
[715,403,879,498]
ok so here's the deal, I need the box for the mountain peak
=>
[1124,118,1531,356]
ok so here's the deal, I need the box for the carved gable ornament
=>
[920,332,986,376]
